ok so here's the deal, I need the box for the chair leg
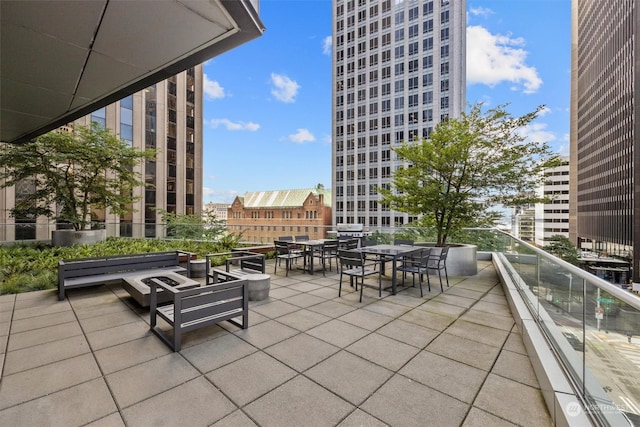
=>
[444,266,449,287]
[437,270,443,292]
[417,272,423,297]
[359,276,364,302]
[339,272,343,296]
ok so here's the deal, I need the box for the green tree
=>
[543,235,581,265]
[380,102,559,245]
[0,123,155,231]
[155,209,237,242]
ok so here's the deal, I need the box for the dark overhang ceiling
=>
[1,0,265,144]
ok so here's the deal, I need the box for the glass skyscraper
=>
[570,0,637,281]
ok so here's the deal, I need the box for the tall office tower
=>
[535,156,570,246]
[332,0,466,229]
[0,66,203,240]
[569,1,636,280]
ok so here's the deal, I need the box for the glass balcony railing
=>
[0,223,638,424]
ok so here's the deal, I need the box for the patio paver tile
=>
[306,350,393,406]
[376,318,439,349]
[274,308,332,331]
[427,332,502,371]
[121,376,236,427]
[473,373,552,426]
[263,332,339,372]
[307,319,370,348]
[206,351,297,406]
[181,333,257,373]
[360,374,468,427]
[105,353,200,408]
[400,350,488,403]
[233,319,299,349]
[94,335,172,374]
[3,334,90,375]
[244,375,354,427]
[0,378,116,427]
[0,353,101,410]
[346,332,421,371]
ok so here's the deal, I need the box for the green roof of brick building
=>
[239,185,331,208]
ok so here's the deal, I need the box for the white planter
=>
[414,242,478,276]
[51,229,106,247]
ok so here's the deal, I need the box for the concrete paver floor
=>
[0,260,552,426]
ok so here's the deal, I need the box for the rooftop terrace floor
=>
[0,259,553,426]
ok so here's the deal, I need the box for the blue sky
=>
[202,0,571,204]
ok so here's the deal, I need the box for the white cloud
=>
[270,73,300,103]
[322,36,332,55]
[288,128,315,144]
[469,6,494,17]
[203,73,225,99]
[557,133,570,156]
[538,106,552,117]
[209,118,260,131]
[467,26,542,94]
[519,122,556,144]
[202,187,240,204]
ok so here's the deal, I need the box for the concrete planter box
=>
[51,229,106,247]
[414,242,478,276]
[247,273,271,301]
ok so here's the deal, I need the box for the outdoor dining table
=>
[354,244,422,295]
[292,239,330,275]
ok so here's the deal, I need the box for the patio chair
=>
[427,246,450,290]
[149,274,248,351]
[393,238,414,246]
[339,238,360,249]
[396,248,432,296]
[338,249,380,302]
[312,239,339,276]
[274,240,304,276]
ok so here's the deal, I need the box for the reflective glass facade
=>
[571,0,637,279]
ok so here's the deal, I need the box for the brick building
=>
[227,185,332,244]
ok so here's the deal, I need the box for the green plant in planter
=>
[0,123,155,231]
[380,102,559,246]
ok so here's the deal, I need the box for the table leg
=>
[391,256,397,294]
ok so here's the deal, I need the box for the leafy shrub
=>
[0,237,246,295]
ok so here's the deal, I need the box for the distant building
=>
[0,67,203,241]
[535,156,570,246]
[513,205,535,243]
[332,0,466,229]
[204,203,230,222]
[227,184,332,244]
[570,1,635,279]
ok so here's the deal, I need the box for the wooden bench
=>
[205,251,266,285]
[149,270,248,351]
[57,250,193,301]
